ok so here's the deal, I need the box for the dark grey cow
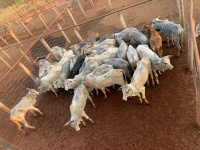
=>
[151,16,184,57]
[69,54,86,79]
[102,58,132,79]
[114,28,150,48]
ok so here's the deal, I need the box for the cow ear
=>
[117,87,122,91]
[26,88,30,92]
[167,55,173,58]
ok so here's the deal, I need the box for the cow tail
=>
[120,70,127,84]
[0,102,11,114]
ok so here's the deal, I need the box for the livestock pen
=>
[0,0,199,149]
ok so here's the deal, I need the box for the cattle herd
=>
[2,16,186,134]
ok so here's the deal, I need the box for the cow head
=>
[26,88,40,97]
[63,119,80,131]
[121,84,139,101]
[151,16,164,32]
[195,23,200,37]
[64,79,74,91]
[53,79,64,89]
[154,55,173,71]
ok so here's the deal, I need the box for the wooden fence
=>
[177,0,200,127]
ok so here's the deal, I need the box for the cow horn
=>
[167,55,173,58]
[157,16,161,19]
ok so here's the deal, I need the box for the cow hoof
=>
[152,84,155,88]
[91,121,94,124]
[35,127,38,130]
[176,55,179,58]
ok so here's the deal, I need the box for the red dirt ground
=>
[0,0,200,149]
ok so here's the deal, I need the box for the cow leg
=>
[20,118,36,129]
[146,78,150,87]
[153,70,159,85]
[101,88,107,99]
[30,110,37,116]
[175,40,181,57]
[95,88,99,95]
[82,111,94,124]
[31,106,44,116]
[167,37,170,47]
[51,87,58,97]
[80,118,86,127]
[137,94,142,104]
[87,95,96,108]
[149,72,155,87]
[140,87,149,105]
[105,88,110,92]
[11,118,23,131]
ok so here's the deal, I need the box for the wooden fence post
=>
[38,13,50,31]
[18,62,35,80]
[53,7,65,21]
[57,23,71,44]
[118,13,126,29]
[21,21,33,37]
[16,46,32,63]
[9,30,23,47]
[0,56,12,70]
[77,0,87,18]
[88,0,94,8]
[180,0,185,29]
[107,0,113,10]
[66,7,80,30]
[40,37,60,60]
[73,28,83,42]
[187,24,193,71]
[0,36,9,46]
[0,47,11,59]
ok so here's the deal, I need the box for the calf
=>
[63,84,95,131]
[119,57,151,104]
[142,24,163,57]
[10,88,43,133]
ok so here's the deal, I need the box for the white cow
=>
[39,65,62,96]
[65,60,100,90]
[83,64,114,95]
[120,57,151,104]
[63,84,95,131]
[53,62,70,89]
[56,50,74,66]
[127,45,140,71]
[38,59,52,78]
[10,88,44,133]
[136,45,173,86]
[51,46,67,60]
[83,69,127,99]
[85,39,116,54]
